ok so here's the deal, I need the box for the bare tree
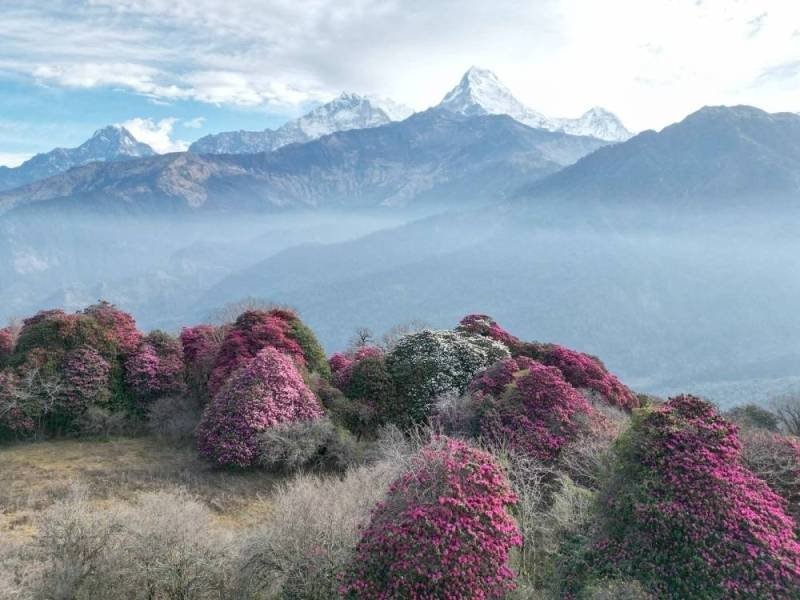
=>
[348,327,374,350]
[773,395,800,437]
[380,319,430,350]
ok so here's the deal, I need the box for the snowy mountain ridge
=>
[437,67,632,142]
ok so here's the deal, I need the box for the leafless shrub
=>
[431,391,482,438]
[501,452,594,596]
[76,406,135,438]
[740,428,800,526]
[31,487,236,600]
[773,394,800,437]
[558,403,630,490]
[257,418,361,473]
[237,461,399,599]
[347,327,374,350]
[147,396,202,445]
[0,536,41,600]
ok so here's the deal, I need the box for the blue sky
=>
[2,0,800,166]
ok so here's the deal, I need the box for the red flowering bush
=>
[572,395,800,598]
[539,345,638,410]
[385,330,509,426]
[741,428,800,530]
[341,437,521,599]
[0,328,14,367]
[59,346,111,416]
[197,347,323,467]
[478,361,594,464]
[456,314,520,350]
[180,324,225,401]
[208,310,327,395]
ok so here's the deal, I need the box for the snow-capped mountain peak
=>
[438,66,549,128]
[437,67,632,142]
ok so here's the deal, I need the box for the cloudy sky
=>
[1,0,799,166]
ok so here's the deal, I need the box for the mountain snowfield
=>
[0,126,156,192]
[437,67,632,142]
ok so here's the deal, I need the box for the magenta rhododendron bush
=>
[125,332,186,403]
[207,309,328,395]
[197,346,323,467]
[574,395,800,598]
[477,361,594,463]
[329,345,383,390]
[80,301,142,356]
[341,437,521,599]
[60,346,111,414]
[180,324,225,400]
[539,345,638,410]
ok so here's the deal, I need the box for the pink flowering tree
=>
[330,346,384,391]
[341,437,521,599]
[570,395,800,598]
[478,361,594,464]
[538,345,638,410]
[124,331,185,404]
[208,309,327,395]
[197,347,323,467]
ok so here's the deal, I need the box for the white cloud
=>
[119,117,188,153]
[0,152,33,168]
[182,117,206,129]
[3,0,800,131]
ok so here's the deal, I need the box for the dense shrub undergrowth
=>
[2,304,799,599]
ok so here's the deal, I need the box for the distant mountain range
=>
[191,67,632,155]
[190,92,414,154]
[0,126,155,192]
[0,110,608,215]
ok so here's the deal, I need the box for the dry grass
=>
[0,436,284,544]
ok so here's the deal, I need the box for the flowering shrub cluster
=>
[479,361,594,463]
[468,356,537,399]
[574,395,800,598]
[180,324,225,401]
[539,345,638,410]
[740,428,800,530]
[60,346,111,416]
[197,347,323,467]
[124,331,186,404]
[329,346,384,390]
[385,330,509,426]
[456,314,520,350]
[80,301,142,356]
[208,309,327,395]
[341,437,521,599]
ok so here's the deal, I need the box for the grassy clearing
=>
[0,436,283,543]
